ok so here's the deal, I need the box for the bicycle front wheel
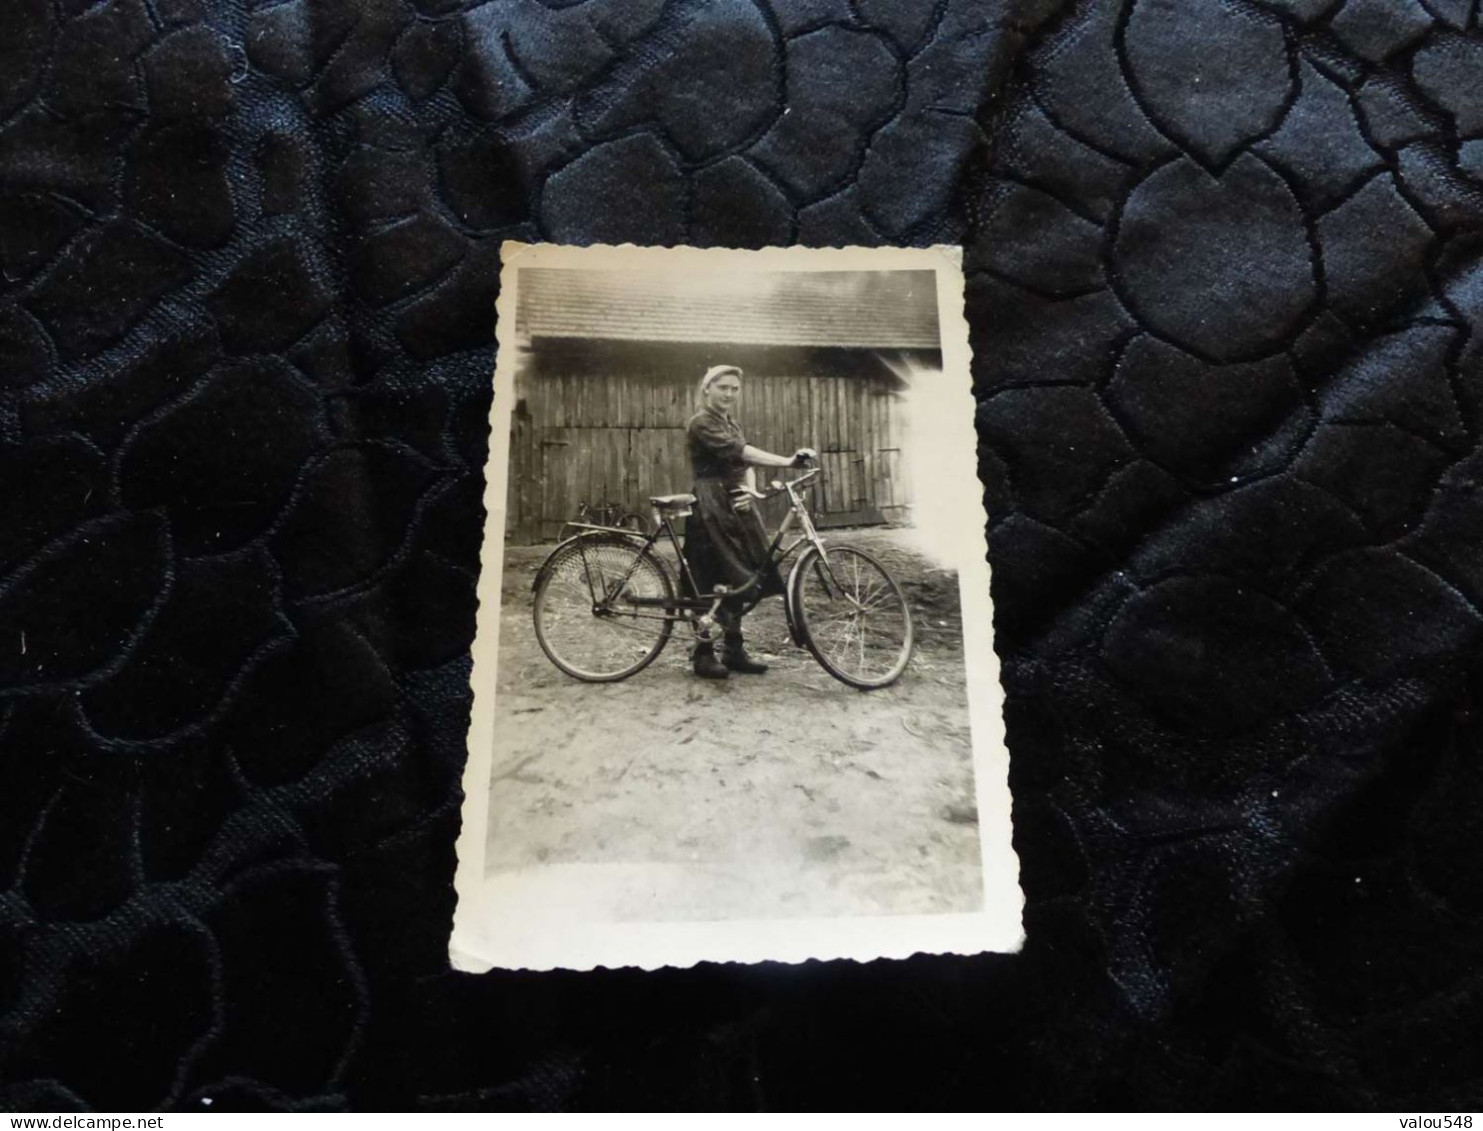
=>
[792,544,914,689]
[533,537,675,682]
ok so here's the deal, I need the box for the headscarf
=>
[698,364,742,402]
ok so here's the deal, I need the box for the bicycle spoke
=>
[817,604,864,660]
[858,619,901,672]
[825,614,859,668]
[848,623,875,674]
[816,616,857,660]
[809,617,855,670]
[853,587,894,614]
[806,592,866,637]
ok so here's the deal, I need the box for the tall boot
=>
[692,639,729,680]
[722,628,769,674]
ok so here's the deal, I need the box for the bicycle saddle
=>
[648,494,697,510]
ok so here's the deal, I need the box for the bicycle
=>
[530,464,915,690]
[557,500,648,543]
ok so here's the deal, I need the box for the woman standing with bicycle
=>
[685,365,816,680]
[528,373,912,689]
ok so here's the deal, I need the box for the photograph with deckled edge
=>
[451,243,1020,972]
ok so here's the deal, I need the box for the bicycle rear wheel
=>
[533,537,675,682]
[792,544,914,689]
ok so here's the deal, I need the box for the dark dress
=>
[682,407,784,605]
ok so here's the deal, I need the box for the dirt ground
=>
[481,527,984,924]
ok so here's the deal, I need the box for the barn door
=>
[539,428,576,540]
[814,377,878,528]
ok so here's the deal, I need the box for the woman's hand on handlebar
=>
[792,447,818,467]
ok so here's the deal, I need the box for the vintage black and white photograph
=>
[452,243,1018,971]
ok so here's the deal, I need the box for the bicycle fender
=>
[532,530,651,592]
[783,548,817,647]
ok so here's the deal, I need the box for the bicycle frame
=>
[557,472,832,640]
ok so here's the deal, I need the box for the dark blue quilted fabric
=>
[2,0,1482,1111]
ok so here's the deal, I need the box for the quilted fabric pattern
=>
[1,0,1481,1110]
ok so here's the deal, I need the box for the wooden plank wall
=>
[505,370,909,543]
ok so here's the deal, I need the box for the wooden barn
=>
[504,267,943,544]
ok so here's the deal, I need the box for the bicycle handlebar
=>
[761,465,822,498]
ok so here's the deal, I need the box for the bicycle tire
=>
[533,535,675,682]
[791,544,914,689]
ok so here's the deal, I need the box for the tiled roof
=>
[515,267,941,350]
